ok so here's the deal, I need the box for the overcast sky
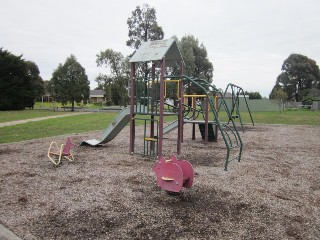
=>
[1,0,319,97]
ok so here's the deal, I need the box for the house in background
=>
[223,92,249,99]
[90,90,105,103]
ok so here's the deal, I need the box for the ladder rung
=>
[144,137,157,142]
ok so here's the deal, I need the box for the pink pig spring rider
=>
[153,155,194,193]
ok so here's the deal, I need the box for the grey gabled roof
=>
[129,39,184,67]
[90,90,105,96]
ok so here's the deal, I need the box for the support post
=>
[192,96,196,140]
[177,62,184,154]
[204,96,209,143]
[129,63,135,154]
[150,63,156,154]
[158,59,165,158]
[214,95,219,142]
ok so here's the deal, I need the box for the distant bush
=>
[302,95,313,106]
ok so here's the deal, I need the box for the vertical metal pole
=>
[192,96,196,140]
[156,119,159,156]
[177,61,184,154]
[177,78,183,153]
[129,63,135,154]
[150,63,155,154]
[143,119,147,156]
[231,85,236,116]
[158,59,165,158]
[242,88,254,126]
[227,85,236,125]
[214,95,219,142]
[235,90,244,132]
[204,96,209,143]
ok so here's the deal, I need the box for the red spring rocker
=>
[153,155,194,193]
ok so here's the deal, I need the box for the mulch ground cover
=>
[0,124,320,239]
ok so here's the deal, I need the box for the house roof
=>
[224,92,232,98]
[90,90,105,96]
[129,39,184,67]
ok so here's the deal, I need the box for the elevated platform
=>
[135,111,178,116]
[183,119,217,124]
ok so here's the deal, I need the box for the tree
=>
[25,61,45,108]
[50,55,90,111]
[272,54,320,101]
[127,4,164,79]
[270,85,288,112]
[244,91,262,99]
[0,48,44,110]
[178,35,213,82]
[96,49,130,106]
[126,3,164,50]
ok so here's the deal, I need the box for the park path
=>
[0,112,92,128]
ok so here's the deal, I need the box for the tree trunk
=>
[71,100,74,112]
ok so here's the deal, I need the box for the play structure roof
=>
[129,39,184,67]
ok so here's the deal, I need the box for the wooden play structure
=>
[48,137,75,165]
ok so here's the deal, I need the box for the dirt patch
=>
[0,124,320,239]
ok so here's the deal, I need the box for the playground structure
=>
[81,39,249,192]
[219,83,254,132]
[48,137,75,165]
[128,39,244,192]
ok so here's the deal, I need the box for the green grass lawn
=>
[0,110,72,123]
[0,109,319,144]
[0,112,117,144]
[245,110,320,125]
[213,109,320,125]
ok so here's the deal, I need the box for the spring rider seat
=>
[153,155,194,193]
[47,137,75,166]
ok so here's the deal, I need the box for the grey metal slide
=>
[80,107,131,146]
[163,120,179,134]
